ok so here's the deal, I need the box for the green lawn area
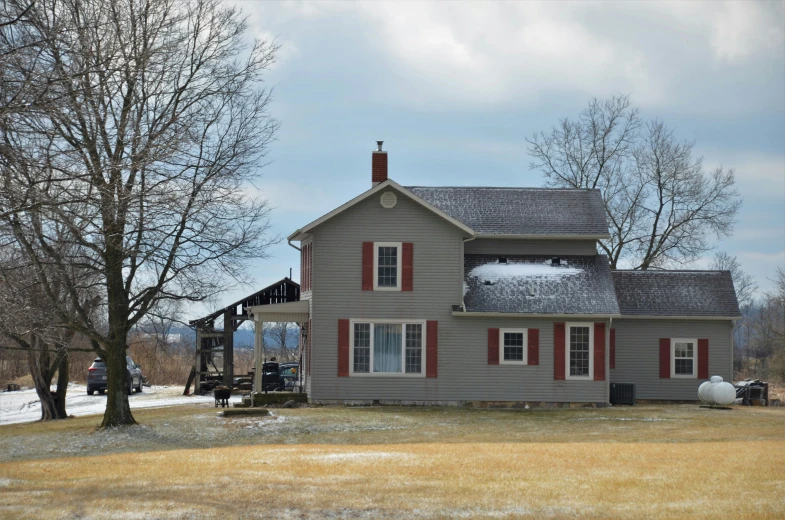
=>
[1,403,784,519]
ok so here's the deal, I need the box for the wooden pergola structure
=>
[185,278,300,394]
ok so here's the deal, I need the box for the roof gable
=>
[288,180,475,241]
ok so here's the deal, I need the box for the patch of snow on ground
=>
[308,451,410,463]
[0,383,217,425]
[571,416,682,422]
[469,262,582,282]
[235,413,288,429]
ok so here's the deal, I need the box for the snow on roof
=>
[469,261,583,283]
[463,255,620,315]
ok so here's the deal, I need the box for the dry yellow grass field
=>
[1,404,784,519]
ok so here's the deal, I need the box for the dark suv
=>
[87,356,144,395]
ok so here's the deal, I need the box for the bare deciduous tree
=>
[709,251,758,375]
[710,252,757,311]
[263,322,299,362]
[1,0,279,427]
[528,94,741,269]
[0,241,98,420]
[744,267,785,381]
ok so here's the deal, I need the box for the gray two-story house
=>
[250,143,740,406]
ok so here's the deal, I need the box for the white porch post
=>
[253,317,265,392]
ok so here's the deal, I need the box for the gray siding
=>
[611,319,733,400]
[308,188,606,403]
[464,238,597,256]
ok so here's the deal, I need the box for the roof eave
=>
[473,233,610,240]
[453,311,622,319]
[615,314,741,320]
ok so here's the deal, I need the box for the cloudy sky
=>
[202,0,785,318]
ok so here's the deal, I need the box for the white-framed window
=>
[373,242,402,291]
[566,323,593,380]
[499,328,528,365]
[671,338,697,378]
[350,319,425,376]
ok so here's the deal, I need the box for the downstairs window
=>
[351,321,425,376]
[566,323,593,379]
[671,338,697,378]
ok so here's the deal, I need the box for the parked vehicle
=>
[87,356,144,395]
[279,363,300,391]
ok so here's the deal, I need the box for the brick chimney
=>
[372,141,387,186]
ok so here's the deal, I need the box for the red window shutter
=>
[308,318,312,376]
[338,319,350,376]
[305,244,313,291]
[527,329,539,365]
[402,243,414,291]
[594,323,606,381]
[361,242,374,291]
[659,338,670,378]
[426,320,438,378]
[554,323,565,380]
[488,328,499,365]
[306,244,310,291]
[698,339,709,379]
[610,328,616,369]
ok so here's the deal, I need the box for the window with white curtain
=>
[350,320,425,376]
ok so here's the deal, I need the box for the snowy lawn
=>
[0,383,217,425]
[1,404,784,519]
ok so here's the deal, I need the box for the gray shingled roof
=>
[611,271,741,317]
[463,255,620,315]
[405,187,609,236]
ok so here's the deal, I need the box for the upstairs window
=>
[671,338,697,378]
[374,242,401,290]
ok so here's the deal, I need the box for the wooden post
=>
[194,328,202,394]
[224,310,234,387]
[254,318,264,393]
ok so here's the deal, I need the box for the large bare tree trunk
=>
[102,340,135,427]
[26,337,69,421]
[54,354,69,419]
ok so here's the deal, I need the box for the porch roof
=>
[246,300,309,323]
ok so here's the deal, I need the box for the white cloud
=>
[711,1,785,62]
[349,2,658,107]
[255,1,783,109]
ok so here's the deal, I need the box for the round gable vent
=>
[380,191,397,209]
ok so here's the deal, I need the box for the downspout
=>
[288,233,302,252]
[460,235,478,311]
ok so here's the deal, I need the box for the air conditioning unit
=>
[610,382,636,406]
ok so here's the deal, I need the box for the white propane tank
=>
[698,376,736,406]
